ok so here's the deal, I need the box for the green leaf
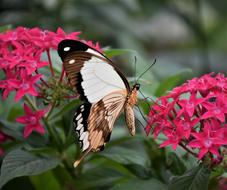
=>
[98,144,150,168]
[166,152,187,175]
[74,165,131,190]
[168,165,211,190]
[0,119,48,147]
[0,119,24,141]
[104,48,135,58]
[154,70,191,97]
[0,25,12,33]
[49,99,80,122]
[52,166,73,187]
[7,105,24,122]
[30,171,61,190]
[111,178,167,190]
[0,149,60,189]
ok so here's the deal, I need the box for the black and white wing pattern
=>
[58,40,130,167]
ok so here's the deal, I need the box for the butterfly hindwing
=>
[87,91,126,151]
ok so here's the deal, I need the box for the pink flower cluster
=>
[0,27,79,101]
[146,73,227,160]
[0,27,101,139]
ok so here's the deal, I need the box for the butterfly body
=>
[124,84,139,136]
[58,40,139,167]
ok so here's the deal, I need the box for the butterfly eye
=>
[69,59,75,64]
[64,47,70,51]
[133,83,140,90]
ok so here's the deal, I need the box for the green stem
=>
[43,118,62,152]
[47,49,55,77]
[46,101,56,120]
[179,142,198,158]
[24,95,37,110]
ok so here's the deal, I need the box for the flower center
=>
[213,108,221,114]
[187,102,194,109]
[29,116,37,125]
[183,122,190,130]
[204,139,212,148]
[20,83,29,90]
[30,61,37,68]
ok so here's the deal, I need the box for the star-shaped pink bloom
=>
[16,104,46,138]
[7,70,42,102]
[189,124,226,159]
[0,69,18,100]
[175,115,200,139]
[160,131,181,150]
[177,93,205,117]
[202,96,227,122]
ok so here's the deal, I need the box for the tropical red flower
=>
[189,122,226,159]
[0,27,102,102]
[16,104,46,138]
[146,73,227,163]
[8,70,42,102]
[0,27,102,141]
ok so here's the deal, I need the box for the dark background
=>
[1,0,227,83]
[0,1,227,189]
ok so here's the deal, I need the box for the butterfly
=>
[58,40,140,168]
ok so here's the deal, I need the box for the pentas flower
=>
[146,73,227,165]
[0,27,102,100]
[16,104,46,138]
[0,27,102,140]
[8,69,42,102]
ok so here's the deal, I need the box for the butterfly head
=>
[132,83,140,91]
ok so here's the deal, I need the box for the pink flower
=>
[146,73,227,163]
[8,70,41,102]
[189,123,226,159]
[202,95,227,122]
[0,27,101,101]
[16,104,46,138]
[0,69,17,100]
[160,131,181,150]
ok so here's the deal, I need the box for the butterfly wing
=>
[58,40,130,102]
[87,91,127,150]
[58,40,130,167]
[73,91,127,168]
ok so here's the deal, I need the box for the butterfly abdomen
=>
[124,87,138,136]
[124,103,136,136]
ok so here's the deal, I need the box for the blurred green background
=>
[1,0,227,77]
[0,0,227,189]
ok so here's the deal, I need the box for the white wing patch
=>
[86,48,105,58]
[73,104,91,152]
[81,57,126,103]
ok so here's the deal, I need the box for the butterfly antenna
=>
[134,56,137,84]
[136,59,156,82]
[73,147,92,168]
